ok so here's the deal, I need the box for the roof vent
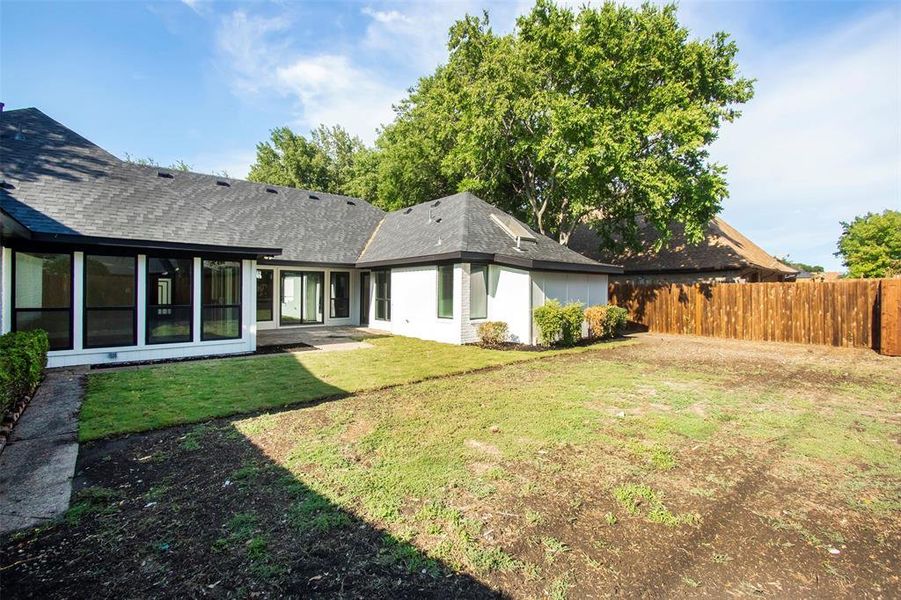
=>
[432,200,441,207]
[266,187,278,194]
[403,208,413,214]
[157,171,174,179]
[346,200,355,206]
[216,180,230,187]
[309,194,320,200]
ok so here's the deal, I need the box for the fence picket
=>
[610,279,892,352]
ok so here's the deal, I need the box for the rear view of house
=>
[0,108,620,366]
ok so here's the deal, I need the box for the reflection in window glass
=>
[147,257,192,344]
[13,252,72,350]
[330,272,349,319]
[84,255,136,348]
[437,264,454,319]
[469,265,488,320]
[375,270,391,321]
[202,260,241,340]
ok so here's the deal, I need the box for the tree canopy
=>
[247,124,374,198]
[777,257,824,273]
[245,1,752,249]
[373,0,753,247]
[835,210,901,278]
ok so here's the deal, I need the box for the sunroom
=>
[1,235,273,367]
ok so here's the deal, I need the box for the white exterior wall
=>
[530,271,609,344]
[368,263,533,346]
[254,265,361,331]
[369,264,464,344]
[487,265,532,344]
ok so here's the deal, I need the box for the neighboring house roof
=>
[1,107,615,273]
[569,216,797,276]
[358,192,621,273]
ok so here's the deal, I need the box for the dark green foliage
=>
[835,210,901,278]
[533,300,584,346]
[777,257,824,273]
[0,330,49,416]
[373,0,753,248]
[247,125,376,200]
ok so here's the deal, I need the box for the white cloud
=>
[710,9,901,269]
[361,7,413,25]
[216,9,402,143]
[276,55,402,142]
[181,0,209,15]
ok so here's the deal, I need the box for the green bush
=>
[476,321,509,347]
[0,330,49,417]
[584,305,629,340]
[533,300,584,347]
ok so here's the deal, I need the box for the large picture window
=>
[84,254,137,348]
[146,257,192,344]
[469,264,488,320]
[374,270,391,321]
[330,272,350,319]
[437,264,454,319]
[13,251,73,350]
[202,260,241,340]
[256,269,274,322]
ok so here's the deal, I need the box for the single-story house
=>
[0,108,620,367]
[569,216,797,284]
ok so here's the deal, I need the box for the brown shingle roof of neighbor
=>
[569,216,798,276]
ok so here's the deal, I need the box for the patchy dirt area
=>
[2,334,899,598]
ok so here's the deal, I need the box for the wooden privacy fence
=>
[609,279,901,355]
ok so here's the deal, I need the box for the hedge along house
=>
[0,108,621,367]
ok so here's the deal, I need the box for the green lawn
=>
[80,336,628,441]
[31,336,899,598]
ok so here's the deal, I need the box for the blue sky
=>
[2,0,899,270]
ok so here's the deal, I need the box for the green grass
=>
[80,335,627,441]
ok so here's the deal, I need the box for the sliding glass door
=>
[280,271,323,325]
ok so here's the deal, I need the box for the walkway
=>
[0,368,84,534]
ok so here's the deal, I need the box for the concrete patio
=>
[257,326,386,352]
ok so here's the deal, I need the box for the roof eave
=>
[356,251,623,274]
[19,232,282,258]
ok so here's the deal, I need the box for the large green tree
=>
[247,124,373,197]
[835,210,901,278]
[373,0,753,247]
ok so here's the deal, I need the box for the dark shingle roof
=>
[1,108,617,273]
[0,108,382,261]
[569,217,797,275]
[359,192,621,273]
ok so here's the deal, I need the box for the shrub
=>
[0,329,49,417]
[584,305,629,340]
[561,302,585,347]
[476,321,509,347]
[533,300,584,347]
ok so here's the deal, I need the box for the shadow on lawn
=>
[1,418,499,599]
